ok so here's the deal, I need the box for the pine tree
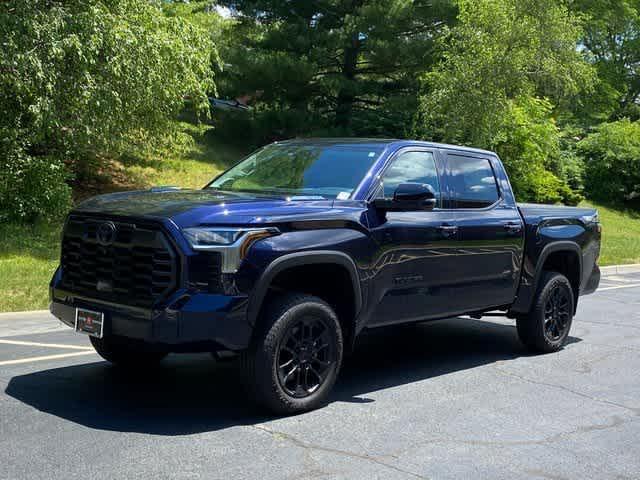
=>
[218,0,456,138]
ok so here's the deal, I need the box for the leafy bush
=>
[495,98,583,205]
[0,0,217,221]
[579,119,640,203]
[556,126,587,193]
[0,134,71,223]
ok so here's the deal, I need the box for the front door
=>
[367,149,460,326]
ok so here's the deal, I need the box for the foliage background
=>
[3,0,640,216]
[1,0,640,311]
[0,0,217,222]
[214,0,640,206]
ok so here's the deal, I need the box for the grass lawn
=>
[72,121,248,201]
[0,130,638,312]
[119,121,246,190]
[584,201,640,266]
[0,222,61,313]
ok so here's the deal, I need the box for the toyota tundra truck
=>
[50,139,602,414]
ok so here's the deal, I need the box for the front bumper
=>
[50,282,253,352]
[51,212,257,352]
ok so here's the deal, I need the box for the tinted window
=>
[379,151,440,202]
[448,155,499,208]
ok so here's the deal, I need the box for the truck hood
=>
[74,188,344,228]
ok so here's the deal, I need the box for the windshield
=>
[207,143,383,199]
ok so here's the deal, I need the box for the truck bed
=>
[517,203,598,222]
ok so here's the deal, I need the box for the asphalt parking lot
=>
[1,273,639,480]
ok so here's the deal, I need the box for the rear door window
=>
[446,155,500,209]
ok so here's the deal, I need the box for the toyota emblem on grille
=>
[97,222,117,245]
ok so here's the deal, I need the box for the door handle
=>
[438,224,458,238]
[503,221,523,234]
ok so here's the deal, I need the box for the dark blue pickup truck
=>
[50,138,601,413]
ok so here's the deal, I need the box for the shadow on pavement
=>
[4,317,581,435]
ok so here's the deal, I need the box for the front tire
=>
[241,294,344,415]
[90,336,168,366]
[516,271,575,353]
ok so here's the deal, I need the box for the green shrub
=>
[578,119,640,203]
[494,98,583,205]
[0,136,71,223]
[556,128,586,194]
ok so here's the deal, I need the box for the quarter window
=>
[447,155,500,208]
[378,151,440,204]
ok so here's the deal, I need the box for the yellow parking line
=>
[0,350,96,367]
[0,339,93,350]
[598,283,640,292]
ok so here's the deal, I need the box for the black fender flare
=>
[246,250,363,326]
[534,241,582,288]
[524,241,583,314]
[510,240,582,314]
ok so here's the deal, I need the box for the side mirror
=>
[373,183,437,212]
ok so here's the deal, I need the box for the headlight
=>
[580,213,598,224]
[182,227,280,273]
[183,228,246,247]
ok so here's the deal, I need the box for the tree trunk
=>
[335,32,361,130]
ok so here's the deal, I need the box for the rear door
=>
[441,151,525,311]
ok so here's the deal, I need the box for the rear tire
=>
[90,336,168,366]
[516,271,575,353]
[241,293,343,415]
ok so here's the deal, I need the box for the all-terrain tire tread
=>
[516,271,574,354]
[240,293,343,415]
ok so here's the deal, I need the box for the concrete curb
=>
[0,310,52,321]
[600,264,640,277]
[1,263,639,318]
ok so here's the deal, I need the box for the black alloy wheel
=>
[240,293,343,414]
[517,271,575,353]
[543,284,572,342]
[276,316,336,398]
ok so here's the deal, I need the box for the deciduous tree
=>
[0,0,217,221]
[416,0,593,203]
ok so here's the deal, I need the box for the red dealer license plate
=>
[75,308,104,338]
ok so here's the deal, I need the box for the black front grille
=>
[60,216,178,308]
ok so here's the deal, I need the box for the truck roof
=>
[275,137,496,156]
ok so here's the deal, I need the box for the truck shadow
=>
[4,317,581,435]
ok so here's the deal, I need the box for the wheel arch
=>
[247,251,363,344]
[534,241,582,312]
[511,240,583,315]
